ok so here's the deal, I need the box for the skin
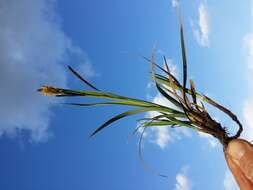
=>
[225,139,253,190]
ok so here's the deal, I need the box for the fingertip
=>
[226,139,248,163]
[224,146,253,190]
[226,139,253,182]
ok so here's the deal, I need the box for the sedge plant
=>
[38,18,243,169]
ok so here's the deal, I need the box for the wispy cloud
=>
[174,166,192,190]
[223,170,239,190]
[191,2,210,47]
[242,101,253,140]
[198,131,219,148]
[171,0,179,8]
[242,24,253,141]
[0,0,95,142]
[146,94,174,149]
[144,60,191,149]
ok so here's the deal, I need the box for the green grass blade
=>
[132,114,170,137]
[68,65,100,91]
[58,88,186,115]
[154,74,181,90]
[155,83,182,109]
[137,113,187,122]
[151,48,155,81]
[180,17,187,93]
[180,16,191,111]
[142,121,176,127]
[143,56,181,87]
[90,107,165,137]
[163,56,170,73]
[64,101,160,107]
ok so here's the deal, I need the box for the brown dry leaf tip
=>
[37,86,64,96]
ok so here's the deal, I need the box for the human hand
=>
[225,139,253,190]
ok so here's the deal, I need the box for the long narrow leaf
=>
[90,107,166,137]
[155,83,182,109]
[180,16,191,111]
[190,79,197,105]
[163,56,170,73]
[68,65,100,91]
[142,121,177,127]
[59,88,186,115]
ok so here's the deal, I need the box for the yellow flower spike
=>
[37,86,63,96]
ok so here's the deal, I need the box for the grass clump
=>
[38,18,243,150]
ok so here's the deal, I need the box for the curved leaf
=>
[68,65,100,91]
[90,107,163,137]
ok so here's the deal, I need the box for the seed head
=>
[37,86,63,96]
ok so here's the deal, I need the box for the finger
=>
[225,152,253,190]
[226,139,253,182]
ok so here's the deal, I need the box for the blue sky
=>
[0,0,253,189]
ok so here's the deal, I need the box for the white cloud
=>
[175,174,191,190]
[223,170,239,190]
[171,0,179,8]
[174,166,192,190]
[0,0,94,142]
[198,131,219,148]
[242,24,253,141]
[70,46,96,78]
[145,94,175,149]
[153,126,172,149]
[244,33,253,70]
[191,2,210,47]
[242,101,253,141]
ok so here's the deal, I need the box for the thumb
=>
[226,139,253,182]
